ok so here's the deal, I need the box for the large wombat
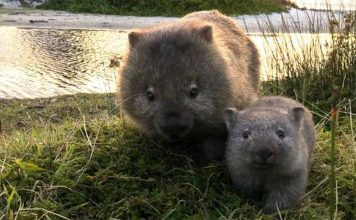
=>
[224,96,316,214]
[118,10,260,159]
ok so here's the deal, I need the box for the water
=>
[0,27,126,98]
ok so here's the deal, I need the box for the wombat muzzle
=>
[252,148,277,167]
[158,112,191,141]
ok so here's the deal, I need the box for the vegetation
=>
[0,7,355,220]
[38,0,292,16]
[260,11,356,120]
[1,93,355,219]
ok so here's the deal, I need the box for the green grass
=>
[37,0,292,16]
[0,93,355,219]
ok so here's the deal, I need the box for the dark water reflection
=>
[0,26,333,99]
[0,27,126,98]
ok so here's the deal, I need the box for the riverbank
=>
[0,7,351,33]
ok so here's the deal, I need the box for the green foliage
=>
[38,0,289,16]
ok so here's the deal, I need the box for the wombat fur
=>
[118,10,260,159]
[224,96,315,214]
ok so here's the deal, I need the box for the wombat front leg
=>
[238,187,262,202]
[263,175,307,214]
[231,176,262,201]
[202,137,226,160]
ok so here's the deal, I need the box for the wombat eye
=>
[189,87,199,98]
[145,90,155,101]
[242,131,250,139]
[276,129,285,139]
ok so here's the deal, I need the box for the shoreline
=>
[0,8,351,33]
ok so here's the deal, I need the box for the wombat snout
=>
[253,147,276,166]
[159,112,191,141]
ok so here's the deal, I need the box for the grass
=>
[1,93,355,219]
[260,11,356,121]
[37,0,293,16]
[0,6,356,220]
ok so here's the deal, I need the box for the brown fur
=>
[118,10,260,159]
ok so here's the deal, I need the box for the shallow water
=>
[0,26,336,99]
[0,27,127,98]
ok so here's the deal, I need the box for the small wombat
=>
[224,96,315,214]
[118,10,260,159]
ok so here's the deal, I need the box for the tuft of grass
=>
[0,93,117,133]
[260,11,356,118]
[38,0,292,16]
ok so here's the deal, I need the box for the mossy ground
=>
[0,92,355,219]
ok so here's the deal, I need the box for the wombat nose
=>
[256,149,273,162]
[165,112,179,121]
[162,124,188,136]
[164,112,181,130]
[160,112,190,140]
[179,125,188,132]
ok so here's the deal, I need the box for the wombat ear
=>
[199,25,213,42]
[223,108,238,130]
[128,31,142,48]
[290,107,305,127]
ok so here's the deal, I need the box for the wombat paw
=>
[263,203,293,215]
[262,205,278,215]
[202,137,225,160]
